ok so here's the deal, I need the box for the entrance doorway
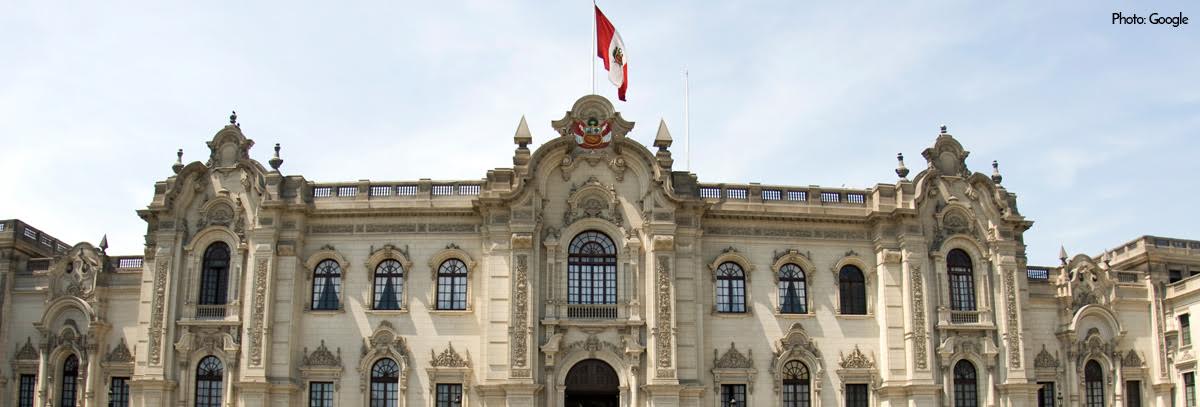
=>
[564,359,619,407]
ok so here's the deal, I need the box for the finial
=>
[229,110,238,127]
[654,118,673,149]
[991,160,1003,184]
[99,234,108,253]
[269,143,283,171]
[172,149,184,174]
[513,115,532,147]
[939,124,948,134]
[1102,249,1113,266]
[1059,245,1068,265]
[895,153,909,179]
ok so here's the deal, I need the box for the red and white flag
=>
[595,6,628,101]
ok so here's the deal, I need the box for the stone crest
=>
[107,337,134,363]
[1034,344,1059,369]
[714,342,754,369]
[303,340,343,368]
[14,337,39,360]
[431,343,470,368]
[838,346,875,369]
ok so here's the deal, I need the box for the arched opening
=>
[200,242,230,305]
[953,360,978,407]
[782,360,811,406]
[195,356,224,407]
[947,249,976,311]
[60,354,79,407]
[839,265,866,315]
[568,231,618,305]
[565,359,619,407]
[1085,360,1104,407]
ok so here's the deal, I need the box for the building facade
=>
[0,95,1195,407]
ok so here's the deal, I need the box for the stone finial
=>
[1059,245,1069,265]
[269,143,283,171]
[172,149,184,174]
[939,124,948,134]
[99,234,108,253]
[653,118,672,149]
[895,153,909,180]
[991,160,1003,184]
[513,115,532,147]
[1102,249,1113,266]
[229,110,238,127]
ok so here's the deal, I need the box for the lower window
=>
[1126,380,1141,407]
[1036,381,1055,407]
[845,383,868,407]
[110,377,131,407]
[19,374,36,407]
[436,383,463,407]
[720,384,746,407]
[309,382,334,407]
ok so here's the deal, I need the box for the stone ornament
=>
[910,264,929,370]
[714,342,754,369]
[303,340,343,368]
[358,321,410,392]
[654,255,675,378]
[249,258,270,366]
[14,337,39,360]
[771,323,824,395]
[431,343,470,368]
[148,260,169,365]
[107,337,134,363]
[509,254,530,377]
[1034,345,1059,369]
[1122,349,1143,367]
[838,346,875,369]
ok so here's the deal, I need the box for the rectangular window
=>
[109,377,131,407]
[1184,314,1192,346]
[721,384,746,407]
[1187,373,1196,407]
[19,374,36,407]
[1172,270,1184,283]
[1037,382,1055,407]
[309,382,334,407]
[436,383,463,407]
[1126,380,1142,407]
[845,383,869,407]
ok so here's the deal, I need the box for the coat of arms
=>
[572,117,612,149]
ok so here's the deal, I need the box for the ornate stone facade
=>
[0,95,1193,407]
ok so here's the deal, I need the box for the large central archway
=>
[565,359,619,407]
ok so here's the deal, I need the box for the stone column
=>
[509,233,535,380]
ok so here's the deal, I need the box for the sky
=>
[0,1,1196,265]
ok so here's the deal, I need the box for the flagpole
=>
[685,69,691,171]
[591,0,596,95]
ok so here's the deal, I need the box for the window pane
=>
[1085,361,1104,407]
[1126,380,1141,407]
[19,374,36,407]
[110,377,131,407]
[436,383,463,407]
[721,384,746,407]
[954,361,977,407]
[779,264,807,314]
[568,231,619,305]
[437,259,468,310]
[845,383,869,407]
[62,354,79,407]
[717,262,746,313]
[309,382,334,407]
[312,259,342,310]
[840,266,866,315]
[1037,382,1055,407]
[374,259,405,310]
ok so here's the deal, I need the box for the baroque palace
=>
[1,95,1198,407]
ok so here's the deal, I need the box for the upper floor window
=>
[200,242,230,305]
[1037,381,1055,407]
[953,360,978,407]
[778,263,807,314]
[309,381,334,407]
[110,377,131,407]
[1183,314,1193,346]
[845,383,869,407]
[1085,360,1104,407]
[716,262,746,313]
[1186,372,1197,407]
[196,356,224,407]
[371,358,400,406]
[720,384,746,407]
[374,259,405,310]
[948,249,976,311]
[839,265,867,315]
[18,374,35,407]
[437,259,468,310]
[311,259,342,310]
[568,231,618,305]
[782,360,811,407]
[436,383,463,407]
[61,354,79,407]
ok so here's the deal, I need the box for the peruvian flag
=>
[595,6,628,101]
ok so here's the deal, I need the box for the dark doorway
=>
[565,359,619,407]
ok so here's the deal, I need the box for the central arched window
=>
[716,262,747,313]
[1085,360,1104,407]
[60,354,79,407]
[311,259,342,310]
[782,360,811,407]
[567,231,618,305]
[200,242,230,305]
[953,360,978,407]
[374,259,405,310]
[371,358,400,407]
[196,356,224,407]
[778,264,807,314]
[948,249,976,311]
[436,259,468,310]
[839,265,867,315]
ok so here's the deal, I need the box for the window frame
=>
[370,358,401,407]
[720,384,746,407]
[109,376,131,407]
[310,259,343,311]
[716,261,748,314]
[195,356,224,407]
[18,374,36,407]
[428,246,477,313]
[308,381,335,407]
[1085,360,1104,407]
[199,242,231,305]
[947,249,977,311]
[838,265,868,316]
[61,354,80,407]
[1183,314,1192,347]
[844,383,869,407]
[1125,380,1141,407]
[435,383,464,407]
[953,360,978,407]
[567,230,619,305]
[777,263,808,315]
[373,259,407,310]
[1185,372,1196,407]
[1036,381,1056,407]
[781,360,811,407]
[436,259,470,311]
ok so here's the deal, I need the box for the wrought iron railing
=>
[195,305,229,320]
[566,304,618,319]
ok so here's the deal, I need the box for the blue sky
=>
[1,1,1196,265]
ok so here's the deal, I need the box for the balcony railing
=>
[938,307,993,328]
[311,180,484,200]
[566,304,618,320]
[950,310,981,324]
[696,184,869,206]
[1026,267,1052,282]
[195,304,230,320]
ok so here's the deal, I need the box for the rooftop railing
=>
[310,180,484,200]
[696,183,869,206]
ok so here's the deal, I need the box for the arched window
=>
[716,262,746,313]
[311,259,342,310]
[778,264,807,314]
[200,242,230,305]
[953,360,978,407]
[60,354,79,407]
[436,259,468,310]
[839,265,867,315]
[948,249,976,311]
[1085,360,1104,407]
[371,358,400,407]
[782,360,811,407]
[195,356,223,407]
[374,259,405,310]
[567,231,618,305]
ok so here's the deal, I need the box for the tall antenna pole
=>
[591,1,597,95]
[685,69,691,171]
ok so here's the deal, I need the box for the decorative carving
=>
[249,258,269,366]
[910,264,928,369]
[1065,256,1115,313]
[509,254,530,376]
[839,346,874,369]
[654,256,674,374]
[652,235,674,251]
[771,323,824,394]
[14,337,38,360]
[566,334,623,357]
[303,340,343,367]
[1122,349,1143,367]
[358,321,410,392]
[1034,345,1059,368]
[563,177,623,227]
[431,343,470,368]
[703,226,870,240]
[107,337,134,363]
[50,245,102,300]
[714,342,754,369]
[1077,328,1114,371]
[1003,268,1021,368]
[149,260,169,365]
